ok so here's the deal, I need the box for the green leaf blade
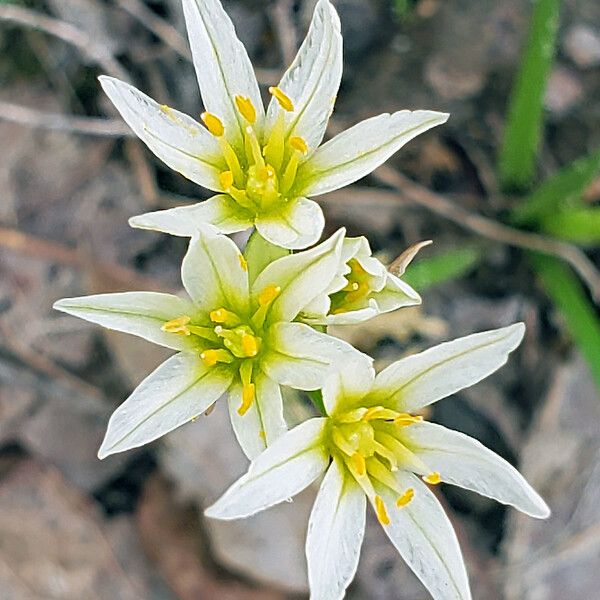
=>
[498,0,560,191]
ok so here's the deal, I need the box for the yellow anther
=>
[160,104,173,117]
[350,452,366,476]
[258,284,281,307]
[201,112,225,137]
[191,415,200,422]
[204,404,216,416]
[200,349,219,367]
[375,495,391,526]
[238,383,255,416]
[396,488,415,508]
[209,308,230,323]
[235,95,257,124]
[219,170,234,190]
[162,315,191,335]
[394,414,423,427]
[269,86,294,112]
[423,472,441,485]
[289,136,308,154]
[345,281,370,303]
[238,254,248,271]
[241,333,259,357]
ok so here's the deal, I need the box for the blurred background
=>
[1,0,600,598]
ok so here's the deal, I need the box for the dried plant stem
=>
[0,4,129,80]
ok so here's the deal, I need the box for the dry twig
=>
[0,4,129,80]
[373,166,600,301]
[0,100,132,137]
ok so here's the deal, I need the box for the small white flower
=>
[99,0,448,249]
[206,323,550,600]
[300,236,422,325]
[54,226,368,460]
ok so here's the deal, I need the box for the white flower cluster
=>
[54,1,549,598]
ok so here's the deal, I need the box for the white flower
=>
[300,236,422,325]
[99,0,448,249]
[54,226,368,460]
[206,323,550,600]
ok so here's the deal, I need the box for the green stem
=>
[306,389,327,417]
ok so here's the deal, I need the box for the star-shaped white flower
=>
[300,235,422,325]
[99,0,448,249]
[54,226,367,460]
[206,323,550,600]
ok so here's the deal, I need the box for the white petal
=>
[322,304,379,325]
[322,357,376,416]
[255,197,325,250]
[205,418,328,520]
[400,422,550,518]
[374,473,471,600]
[181,226,250,314]
[243,230,290,285]
[252,228,344,324]
[297,110,449,196]
[182,0,264,149]
[129,195,254,237]
[54,292,197,352]
[372,272,421,313]
[262,322,370,391]
[370,323,526,413]
[228,370,287,460]
[99,76,223,190]
[265,0,342,153]
[307,458,366,600]
[98,353,233,458]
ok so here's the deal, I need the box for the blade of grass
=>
[498,0,559,191]
[511,148,600,225]
[530,253,600,392]
[402,246,483,291]
[540,208,600,244]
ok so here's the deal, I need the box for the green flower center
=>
[327,405,439,525]
[161,284,281,416]
[329,259,374,315]
[201,87,307,215]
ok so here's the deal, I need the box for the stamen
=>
[204,403,216,416]
[162,315,191,335]
[238,382,255,416]
[263,111,285,171]
[201,112,224,137]
[219,170,234,190]
[281,152,300,194]
[423,472,441,485]
[241,333,259,357]
[238,254,248,271]
[258,284,281,306]
[200,348,234,366]
[394,414,423,427]
[269,86,294,112]
[235,95,256,124]
[200,349,219,367]
[289,136,308,154]
[375,495,391,526]
[209,308,240,326]
[344,281,370,303]
[363,406,401,421]
[396,488,415,508]
[350,452,366,476]
[245,126,266,169]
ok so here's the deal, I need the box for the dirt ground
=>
[1,1,599,599]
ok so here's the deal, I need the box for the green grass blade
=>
[402,247,483,291]
[498,0,559,191]
[512,148,600,225]
[539,209,600,244]
[530,253,600,392]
